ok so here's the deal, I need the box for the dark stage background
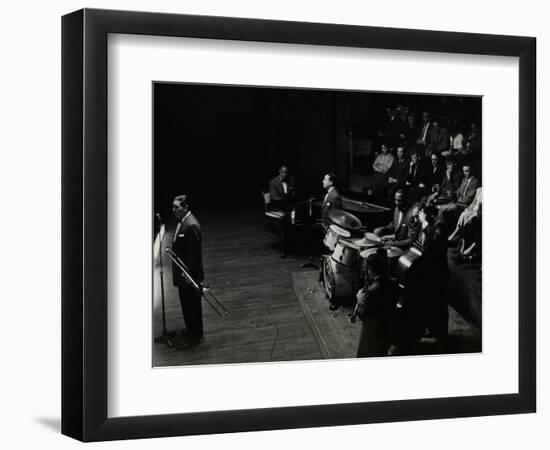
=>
[153,83,481,222]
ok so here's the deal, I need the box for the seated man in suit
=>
[427,156,463,206]
[424,153,445,194]
[374,189,408,238]
[405,150,429,204]
[321,172,343,227]
[268,165,296,258]
[437,163,480,227]
[268,165,296,213]
[425,121,450,157]
[380,201,424,249]
[386,146,409,201]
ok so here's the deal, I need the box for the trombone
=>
[165,247,229,318]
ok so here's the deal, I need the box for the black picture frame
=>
[61,8,536,442]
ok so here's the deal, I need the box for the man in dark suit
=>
[268,165,296,212]
[437,163,480,226]
[386,146,409,200]
[425,121,450,157]
[405,151,429,203]
[375,195,423,249]
[425,153,445,193]
[321,172,343,226]
[415,111,432,156]
[268,165,296,258]
[428,157,463,205]
[374,189,408,239]
[171,194,204,349]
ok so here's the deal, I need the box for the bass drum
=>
[322,255,360,304]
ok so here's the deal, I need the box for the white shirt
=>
[323,186,334,204]
[174,211,191,242]
[282,181,288,194]
[421,122,431,141]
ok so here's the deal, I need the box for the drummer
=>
[373,189,408,240]
[382,202,423,249]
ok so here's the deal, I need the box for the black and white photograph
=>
[152,83,483,366]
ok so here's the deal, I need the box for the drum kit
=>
[321,209,403,304]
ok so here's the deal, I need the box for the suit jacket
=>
[387,157,409,186]
[455,176,480,206]
[417,122,432,143]
[269,175,296,211]
[425,164,445,191]
[425,129,450,156]
[406,160,429,187]
[401,124,419,146]
[439,168,463,196]
[171,212,204,287]
[386,207,408,236]
[321,188,343,226]
[393,213,423,248]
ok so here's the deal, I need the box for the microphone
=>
[155,213,163,224]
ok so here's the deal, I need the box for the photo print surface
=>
[152,82,482,367]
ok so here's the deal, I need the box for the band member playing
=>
[269,165,296,212]
[321,172,343,226]
[171,194,204,349]
[399,206,449,342]
[373,189,408,239]
[268,165,296,257]
[352,251,399,357]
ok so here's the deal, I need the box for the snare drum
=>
[323,224,351,251]
[332,240,360,267]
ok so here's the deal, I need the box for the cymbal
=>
[328,224,351,238]
[352,237,382,248]
[360,246,404,259]
[327,209,362,231]
[384,246,404,258]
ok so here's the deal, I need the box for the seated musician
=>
[373,189,407,238]
[373,191,422,249]
[321,172,343,227]
[268,165,296,258]
[384,202,423,249]
[352,251,399,357]
[269,165,296,213]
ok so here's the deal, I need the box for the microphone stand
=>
[154,214,173,348]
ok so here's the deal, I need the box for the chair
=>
[262,191,288,245]
[262,191,286,221]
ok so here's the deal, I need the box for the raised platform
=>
[292,269,481,358]
[447,246,482,328]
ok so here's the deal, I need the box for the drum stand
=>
[300,198,320,270]
[154,219,173,348]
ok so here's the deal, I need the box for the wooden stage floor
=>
[153,209,481,367]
